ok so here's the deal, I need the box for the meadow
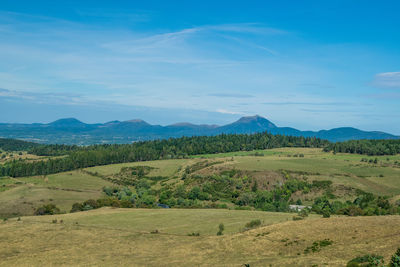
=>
[0,208,399,266]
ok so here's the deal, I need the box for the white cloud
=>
[216,109,244,115]
[372,71,400,89]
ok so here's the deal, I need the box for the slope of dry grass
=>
[0,208,399,266]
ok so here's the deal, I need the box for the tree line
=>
[0,133,328,177]
[324,139,400,156]
[0,138,39,152]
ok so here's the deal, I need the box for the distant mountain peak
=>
[48,118,85,126]
[125,119,149,125]
[105,120,120,124]
[235,115,277,128]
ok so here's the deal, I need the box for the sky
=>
[0,0,399,134]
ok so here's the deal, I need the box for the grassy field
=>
[231,155,400,196]
[0,151,52,164]
[13,207,304,235]
[0,171,113,217]
[85,158,189,177]
[0,208,399,266]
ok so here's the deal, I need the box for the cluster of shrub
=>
[72,168,385,217]
[347,248,400,267]
[243,219,262,231]
[360,158,379,164]
[166,173,333,213]
[287,153,305,157]
[76,169,340,215]
[312,191,400,217]
[304,239,333,254]
[360,157,400,168]
[34,204,61,215]
[70,186,156,212]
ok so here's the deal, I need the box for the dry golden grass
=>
[0,208,399,266]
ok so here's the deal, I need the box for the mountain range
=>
[0,115,398,145]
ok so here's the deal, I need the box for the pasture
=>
[0,208,399,266]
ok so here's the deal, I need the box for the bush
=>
[217,223,225,236]
[322,209,331,218]
[245,219,262,229]
[343,206,364,216]
[390,248,400,267]
[347,254,384,267]
[304,239,333,254]
[298,208,309,218]
[83,199,98,209]
[70,203,83,213]
[187,232,200,236]
[34,204,60,216]
[103,186,114,196]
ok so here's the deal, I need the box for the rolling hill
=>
[0,115,398,145]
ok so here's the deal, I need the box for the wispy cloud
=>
[209,93,254,98]
[297,83,336,89]
[262,101,350,106]
[100,23,284,62]
[216,109,244,115]
[363,92,400,99]
[0,88,87,105]
[75,8,151,22]
[372,72,400,89]
[206,23,287,35]
[301,108,345,113]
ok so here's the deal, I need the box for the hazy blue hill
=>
[314,127,398,142]
[48,118,86,127]
[0,116,398,144]
[216,115,277,134]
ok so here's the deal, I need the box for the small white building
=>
[289,204,311,211]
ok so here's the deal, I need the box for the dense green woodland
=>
[0,133,327,177]
[324,139,400,155]
[0,138,39,151]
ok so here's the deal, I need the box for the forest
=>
[324,139,400,155]
[0,138,39,151]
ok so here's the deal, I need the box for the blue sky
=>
[0,0,399,134]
